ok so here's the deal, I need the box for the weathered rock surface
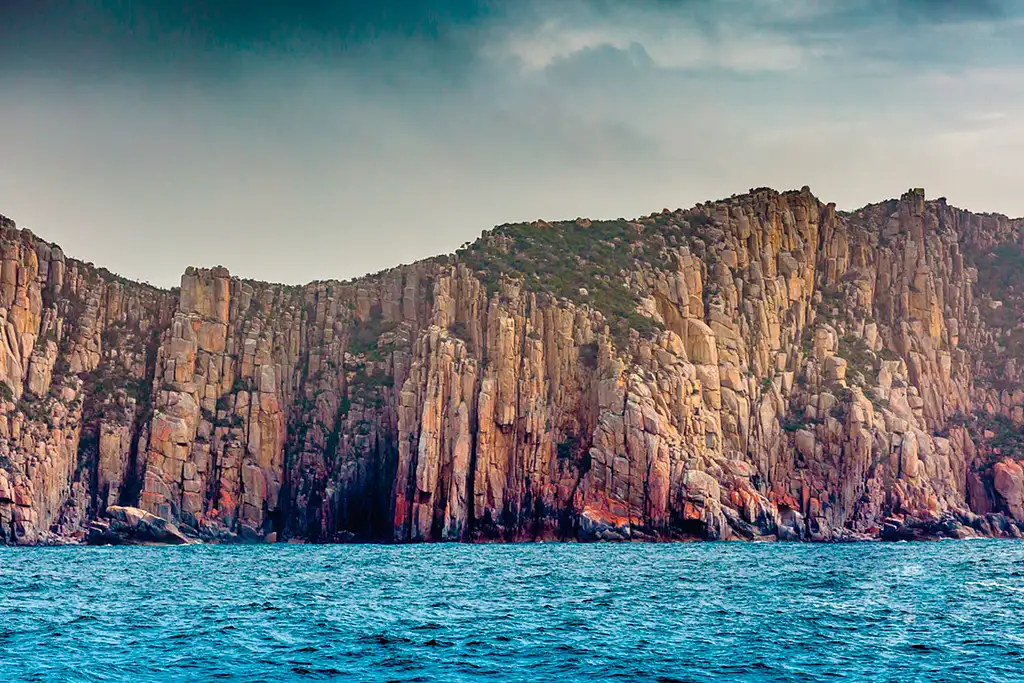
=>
[86,505,192,545]
[2,187,1024,544]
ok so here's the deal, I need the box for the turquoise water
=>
[1,541,1023,682]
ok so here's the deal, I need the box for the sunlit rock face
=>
[3,186,1024,544]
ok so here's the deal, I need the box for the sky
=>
[1,0,1023,287]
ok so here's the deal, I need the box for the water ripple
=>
[1,542,1024,681]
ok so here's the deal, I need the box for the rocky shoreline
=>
[16,505,1024,547]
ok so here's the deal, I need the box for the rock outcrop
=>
[1,186,1024,544]
[86,505,192,545]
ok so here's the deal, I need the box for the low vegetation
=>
[454,211,719,345]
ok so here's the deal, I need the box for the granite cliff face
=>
[3,187,1024,545]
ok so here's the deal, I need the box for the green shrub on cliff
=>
[578,343,599,369]
[838,335,876,387]
[348,312,398,359]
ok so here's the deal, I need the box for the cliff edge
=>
[2,186,1024,544]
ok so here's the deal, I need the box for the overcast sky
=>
[1,0,1022,287]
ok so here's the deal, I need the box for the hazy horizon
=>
[0,181,1011,290]
[3,0,1024,287]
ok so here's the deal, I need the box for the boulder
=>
[993,460,1024,522]
[86,506,193,546]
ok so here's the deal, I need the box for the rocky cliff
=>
[2,187,1024,545]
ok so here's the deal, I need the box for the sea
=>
[1,540,1023,682]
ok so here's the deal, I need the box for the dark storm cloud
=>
[0,0,510,80]
[0,0,495,48]
[2,0,1016,79]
